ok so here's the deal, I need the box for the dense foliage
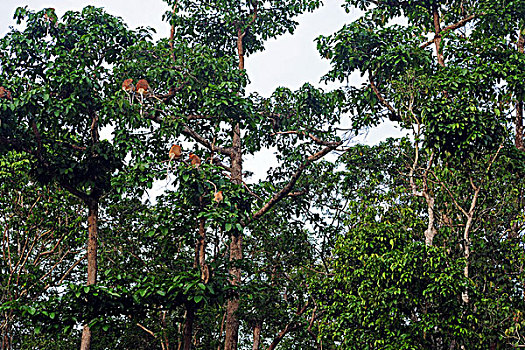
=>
[0,0,524,349]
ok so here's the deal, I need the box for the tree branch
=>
[267,301,310,350]
[272,131,341,147]
[143,112,233,157]
[252,142,340,220]
[420,13,481,49]
[182,125,233,156]
[369,72,401,121]
[169,0,179,62]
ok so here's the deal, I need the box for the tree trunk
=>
[432,4,445,67]
[195,217,209,282]
[80,199,99,350]
[252,320,262,350]
[516,29,524,151]
[224,25,246,350]
[224,121,243,350]
[183,306,195,350]
[224,230,242,350]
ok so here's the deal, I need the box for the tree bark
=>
[183,306,195,350]
[432,4,445,67]
[224,122,243,350]
[224,228,242,350]
[224,27,245,350]
[252,320,262,350]
[516,29,524,151]
[80,198,99,350]
[195,217,209,282]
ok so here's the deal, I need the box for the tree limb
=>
[420,13,482,49]
[169,0,179,62]
[369,72,401,121]
[143,112,233,156]
[272,131,341,147]
[252,142,340,220]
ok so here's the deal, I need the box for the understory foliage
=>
[0,0,524,349]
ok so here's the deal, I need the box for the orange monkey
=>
[167,144,182,173]
[214,191,223,203]
[188,153,201,167]
[136,79,149,99]
[0,87,12,100]
[122,78,134,103]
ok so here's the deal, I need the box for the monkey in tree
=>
[189,153,201,167]
[214,190,223,203]
[168,144,182,173]
[122,78,134,103]
[0,87,12,100]
[135,79,149,103]
[135,79,150,117]
[43,8,57,23]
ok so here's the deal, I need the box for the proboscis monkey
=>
[135,79,149,117]
[0,87,12,100]
[44,8,57,23]
[214,190,223,203]
[189,153,201,167]
[168,144,182,173]
[135,79,149,103]
[122,79,134,103]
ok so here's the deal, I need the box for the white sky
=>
[0,0,406,179]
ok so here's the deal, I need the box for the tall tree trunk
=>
[224,28,245,350]
[516,29,524,151]
[80,198,99,350]
[224,230,242,350]
[195,217,209,282]
[184,215,208,348]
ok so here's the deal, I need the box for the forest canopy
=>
[0,1,524,349]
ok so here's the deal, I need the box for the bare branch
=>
[169,1,179,62]
[252,142,340,220]
[272,131,341,147]
[182,125,233,157]
[143,112,233,157]
[137,323,157,338]
[58,253,86,285]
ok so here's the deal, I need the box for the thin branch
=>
[137,323,157,338]
[181,125,233,156]
[267,301,310,350]
[56,140,87,151]
[143,112,233,157]
[57,253,86,285]
[272,131,341,147]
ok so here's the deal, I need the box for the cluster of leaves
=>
[1,0,525,349]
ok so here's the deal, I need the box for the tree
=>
[1,1,348,349]
[315,0,525,348]
[0,151,84,349]
[0,6,144,349]
[111,0,346,348]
